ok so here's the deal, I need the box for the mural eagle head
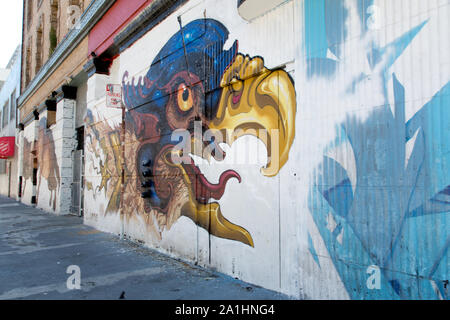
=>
[122,19,296,247]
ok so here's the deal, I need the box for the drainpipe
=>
[120,100,125,240]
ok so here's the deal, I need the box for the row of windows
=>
[24,1,84,88]
[26,0,46,29]
[24,0,51,88]
[0,90,17,131]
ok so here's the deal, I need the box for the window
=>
[35,16,44,73]
[2,102,8,128]
[25,43,32,87]
[26,0,33,31]
[10,91,16,121]
[49,1,59,55]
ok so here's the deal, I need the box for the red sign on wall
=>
[0,137,15,159]
[106,84,123,109]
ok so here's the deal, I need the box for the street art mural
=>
[21,136,33,200]
[84,111,123,214]
[85,19,296,247]
[83,0,448,299]
[36,116,60,211]
[304,0,449,299]
[21,118,60,210]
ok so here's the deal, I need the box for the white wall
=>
[83,0,450,299]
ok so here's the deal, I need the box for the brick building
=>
[0,46,21,199]
[18,0,110,213]
[21,0,90,91]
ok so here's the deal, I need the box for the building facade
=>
[18,0,449,300]
[0,46,21,199]
[18,0,107,213]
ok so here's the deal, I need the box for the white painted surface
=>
[81,0,450,299]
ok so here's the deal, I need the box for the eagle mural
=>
[86,19,296,247]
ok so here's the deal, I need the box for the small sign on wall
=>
[106,84,123,109]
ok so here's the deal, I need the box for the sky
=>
[0,1,23,68]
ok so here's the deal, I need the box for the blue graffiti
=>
[305,0,449,299]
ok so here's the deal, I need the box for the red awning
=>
[88,0,152,58]
[0,137,15,159]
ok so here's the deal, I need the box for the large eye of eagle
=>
[163,71,204,131]
[177,83,194,112]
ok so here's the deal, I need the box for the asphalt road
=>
[0,196,288,300]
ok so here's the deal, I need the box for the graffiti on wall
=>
[304,0,449,299]
[85,111,123,214]
[21,137,33,197]
[36,117,60,211]
[83,1,448,299]
[86,19,296,246]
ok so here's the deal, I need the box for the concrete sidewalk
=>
[0,196,287,300]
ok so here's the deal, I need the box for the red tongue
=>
[182,162,241,204]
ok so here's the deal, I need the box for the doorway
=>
[71,126,84,217]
